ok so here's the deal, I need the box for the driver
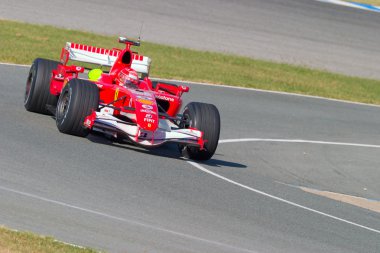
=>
[116,68,139,88]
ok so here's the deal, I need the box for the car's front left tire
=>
[56,78,99,137]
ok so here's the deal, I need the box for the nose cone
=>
[134,96,159,131]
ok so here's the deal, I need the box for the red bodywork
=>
[48,38,203,149]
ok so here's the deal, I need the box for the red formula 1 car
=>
[24,37,220,160]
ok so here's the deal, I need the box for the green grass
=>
[2,19,380,104]
[0,226,99,253]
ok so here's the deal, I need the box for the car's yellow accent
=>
[114,88,119,101]
[88,68,103,81]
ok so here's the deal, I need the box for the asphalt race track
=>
[1,64,379,252]
[1,0,380,79]
[1,0,380,252]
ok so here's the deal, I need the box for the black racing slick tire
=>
[24,58,59,114]
[179,102,220,160]
[56,79,99,137]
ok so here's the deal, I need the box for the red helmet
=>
[117,68,139,87]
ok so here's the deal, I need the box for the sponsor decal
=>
[137,98,154,105]
[144,118,155,123]
[141,104,153,110]
[145,114,153,119]
[140,109,156,114]
[156,95,174,102]
[136,95,153,100]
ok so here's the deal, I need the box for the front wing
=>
[91,112,205,148]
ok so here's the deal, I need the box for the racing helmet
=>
[117,68,139,88]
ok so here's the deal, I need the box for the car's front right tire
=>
[179,102,220,160]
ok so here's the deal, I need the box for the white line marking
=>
[186,161,380,235]
[185,138,380,235]
[0,62,30,67]
[219,138,380,149]
[317,0,369,9]
[316,0,380,12]
[1,61,379,108]
[0,185,256,253]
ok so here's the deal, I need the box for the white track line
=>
[2,62,380,108]
[219,138,380,149]
[188,161,380,235]
[186,138,380,235]
[0,62,30,67]
[316,0,380,12]
[0,185,256,253]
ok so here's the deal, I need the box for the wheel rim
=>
[57,89,71,122]
[180,112,192,129]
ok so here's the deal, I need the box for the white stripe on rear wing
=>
[66,42,151,75]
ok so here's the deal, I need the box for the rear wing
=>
[61,42,151,75]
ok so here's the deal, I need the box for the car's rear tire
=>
[179,102,220,160]
[56,79,99,137]
[24,58,59,114]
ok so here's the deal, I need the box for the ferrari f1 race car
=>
[24,37,220,160]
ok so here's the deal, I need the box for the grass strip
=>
[0,226,99,253]
[1,19,380,104]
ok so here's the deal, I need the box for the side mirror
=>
[179,85,189,93]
